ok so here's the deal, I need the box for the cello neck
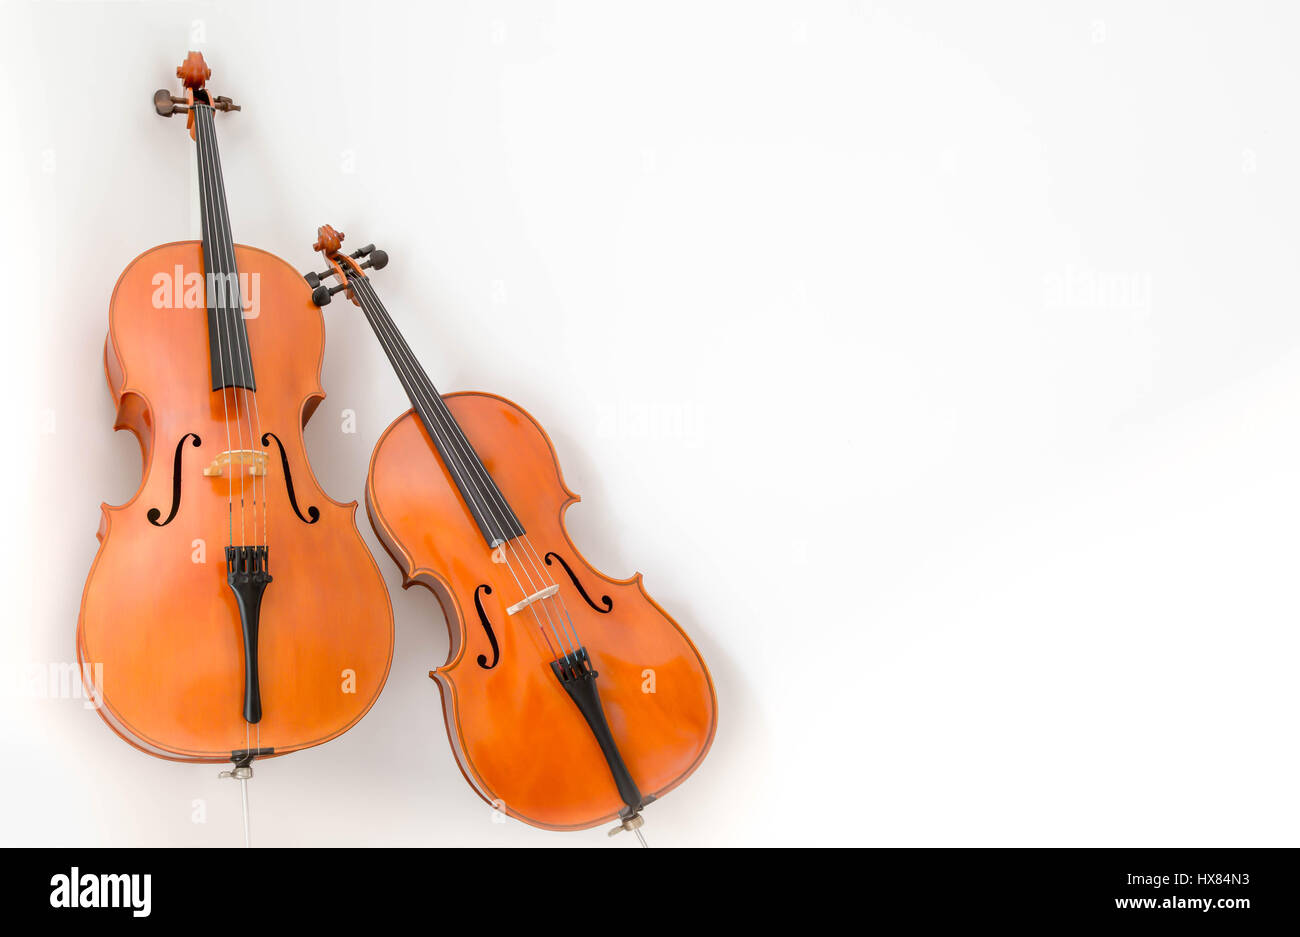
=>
[345,272,526,548]
[191,101,256,392]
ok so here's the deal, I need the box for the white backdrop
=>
[2,1,1298,847]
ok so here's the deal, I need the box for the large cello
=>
[77,56,394,812]
[305,226,717,841]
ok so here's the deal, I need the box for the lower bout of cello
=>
[439,609,716,831]
[78,507,394,761]
[367,395,718,831]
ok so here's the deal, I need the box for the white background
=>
[2,1,1298,847]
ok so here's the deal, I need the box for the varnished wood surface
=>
[78,240,394,760]
[367,393,716,830]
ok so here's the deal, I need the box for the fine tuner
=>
[303,226,388,307]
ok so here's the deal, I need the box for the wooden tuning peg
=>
[153,89,189,117]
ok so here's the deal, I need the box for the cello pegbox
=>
[314,225,388,271]
[314,224,345,256]
[305,225,382,307]
[154,52,238,139]
[304,225,355,307]
[177,51,211,89]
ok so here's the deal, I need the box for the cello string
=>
[346,277,559,612]
[507,535,584,652]
[347,275,576,659]
[346,277,581,639]
[195,106,249,547]
[349,278,577,659]
[348,279,529,563]
[205,108,268,761]
[207,106,261,551]
[348,279,531,554]
[353,286,572,661]
[193,106,235,547]
[200,107,250,547]
[199,105,262,771]
[206,105,269,554]
[347,276,571,655]
[350,277,586,654]
[203,104,267,554]
[349,276,586,655]
[522,568,585,655]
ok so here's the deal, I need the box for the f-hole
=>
[148,433,201,527]
[475,584,499,665]
[261,432,319,524]
[473,584,501,669]
[544,552,613,613]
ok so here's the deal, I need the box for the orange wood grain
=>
[366,393,717,830]
[77,241,394,761]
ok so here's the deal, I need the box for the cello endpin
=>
[607,811,647,846]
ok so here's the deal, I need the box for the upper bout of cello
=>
[106,239,327,414]
[441,391,654,592]
[441,390,580,506]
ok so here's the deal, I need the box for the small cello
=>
[77,58,394,813]
[305,226,717,840]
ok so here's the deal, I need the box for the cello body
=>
[79,239,393,760]
[367,393,717,830]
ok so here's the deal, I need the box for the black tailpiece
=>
[226,546,272,723]
[550,647,652,818]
